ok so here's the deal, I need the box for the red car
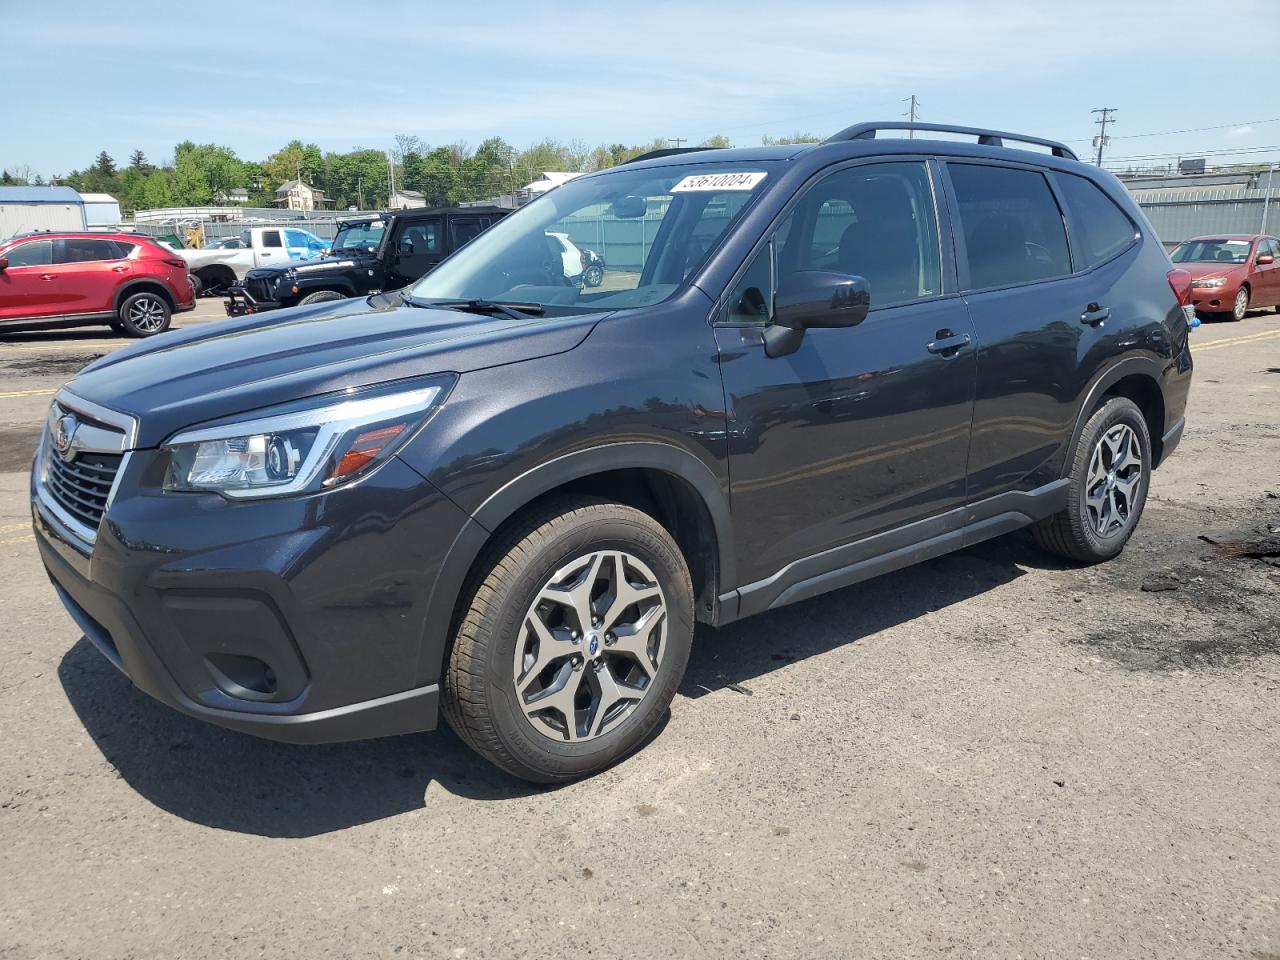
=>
[1169,233,1280,321]
[0,231,195,337]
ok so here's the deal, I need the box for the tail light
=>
[163,257,188,269]
[580,251,588,271]
[1166,268,1196,324]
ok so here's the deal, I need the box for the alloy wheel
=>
[1085,423,1143,538]
[1233,288,1249,321]
[513,550,667,742]
[127,296,167,333]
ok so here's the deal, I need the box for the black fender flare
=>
[113,278,177,313]
[1063,355,1167,474]
[294,278,359,298]
[411,442,735,687]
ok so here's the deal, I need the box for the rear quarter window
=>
[1054,173,1139,269]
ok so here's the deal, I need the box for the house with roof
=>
[273,179,332,211]
[389,188,426,210]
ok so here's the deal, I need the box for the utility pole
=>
[1262,163,1277,234]
[387,152,396,206]
[903,94,920,137]
[1092,107,1117,167]
[667,138,687,150]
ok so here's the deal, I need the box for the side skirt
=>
[721,479,1069,623]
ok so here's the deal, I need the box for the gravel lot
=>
[1,302,1278,959]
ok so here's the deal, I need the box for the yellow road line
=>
[0,534,34,547]
[0,521,32,533]
[0,388,56,399]
[1195,328,1280,352]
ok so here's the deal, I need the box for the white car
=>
[180,226,328,295]
[546,231,587,285]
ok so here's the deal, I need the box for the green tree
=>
[324,148,389,209]
[263,140,324,197]
[699,134,733,148]
[761,132,822,145]
[403,147,459,205]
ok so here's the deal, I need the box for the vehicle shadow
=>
[682,531,1069,698]
[57,639,543,839]
[57,531,1066,837]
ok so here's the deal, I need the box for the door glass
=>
[5,240,53,267]
[396,220,442,276]
[55,238,121,264]
[450,218,485,248]
[261,231,283,248]
[723,242,773,325]
[777,161,941,309]
[949,163,1071,289]
[1054,173,1138,269]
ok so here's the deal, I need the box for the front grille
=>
[247,278,274,302]
[45,447,123,532]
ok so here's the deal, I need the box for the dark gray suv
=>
[32,123,1193,782]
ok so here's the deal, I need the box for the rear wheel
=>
[117,291,171,337]
[1032,396,1151,563]
[298,290,345,305]
[584,264,604,287]
[189,273,203,298]
[1232,286,1249,321]
[442,497,694,783]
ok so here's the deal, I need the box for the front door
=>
[387,218,443,287]
[252,229,285,267]
[715,159,976,591]
[0,239,66,320]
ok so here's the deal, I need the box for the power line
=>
[1065,116,1280,144]
[1092,107,1117,166]
[1103,144,1280,164]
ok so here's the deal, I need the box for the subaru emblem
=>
[587,635,600,657]
[53,414,78,460]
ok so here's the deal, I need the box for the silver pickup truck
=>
[179,226,327,295]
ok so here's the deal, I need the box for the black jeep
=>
[225,206,508,315]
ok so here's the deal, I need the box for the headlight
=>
[162,376,452,499]
[1191,277,1227,289]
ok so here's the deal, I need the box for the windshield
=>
[1170,238,1253,264]
[409,161,775,311]
[332,220,386,253]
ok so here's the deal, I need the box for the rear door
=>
[52,237,130,314]
[0,239,65,320]
[715,158,977,591]
[943,160,1138,506]
[448,216,487,253]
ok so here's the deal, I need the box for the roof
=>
[274,179,323,195]
[0,185,83,204]
[1185,234,1268,241]
[78,193,119,204]
[393,189,424,198]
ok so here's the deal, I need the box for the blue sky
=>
[2,0,1277,177]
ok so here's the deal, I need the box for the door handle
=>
[111,265,128,273]
[926,331,971,356]
[1080,303,1111,326]
[39,274,56,281]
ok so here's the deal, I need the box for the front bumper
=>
[224,284,281,317]
[1190,286,1236,312]
[34,450,471,743]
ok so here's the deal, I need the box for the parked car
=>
[1169,234,1280,320]
[581,246,606,287]
[0,230,194,336]
[180,226,329,296]
[32,122,1192,782]
[224,206,508,315]
[545,231,589,286]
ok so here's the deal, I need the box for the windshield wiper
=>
[409,298,545,320]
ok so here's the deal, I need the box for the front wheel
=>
[442,497,694,783]
[584,264,604,287]
[1232,286,1249,321]
[1032,396,1151,563]
[117,291,171,337]
[298,289,345,306]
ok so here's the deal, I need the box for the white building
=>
[523,172,580,198]
[0,185,87,237]
[273,179,332,211]
[79,192,121,226]
[389,188,427,210]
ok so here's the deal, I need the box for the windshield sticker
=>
[670,172,767,193]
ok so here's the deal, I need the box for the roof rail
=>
[826,122,1078,161]
[624,147,722,165]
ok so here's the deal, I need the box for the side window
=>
[949,163,1071,289]
[450,218,485,249]
[1260,239,1278,260]
[261,230,283,248]
[5,239,53,267]
[396,220,443,274]
[56,238,122,264]
[111,241,137,259]
[724,242,773,325]
[777,160,941,309]
[1054,173,1138,269]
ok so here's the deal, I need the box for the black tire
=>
[584,264,604,288]
[442,496,695,783]
[189,273,203,298]
[298,290,345,306]
[1032,396,1151,563]
[116,291,172,338]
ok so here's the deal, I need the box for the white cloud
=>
[1226,126,1254,138]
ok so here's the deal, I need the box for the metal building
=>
[0,185,88,238]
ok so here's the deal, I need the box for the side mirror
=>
[764,271,870,358]
[0,257,7,272]
[1257,254,1275,266]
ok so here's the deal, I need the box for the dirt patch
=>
[0,429,42,472]
[1,354,103,376]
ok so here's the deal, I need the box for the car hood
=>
[1180,262,1246,281]
[65,295,605,448]
[246,252,374,278]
